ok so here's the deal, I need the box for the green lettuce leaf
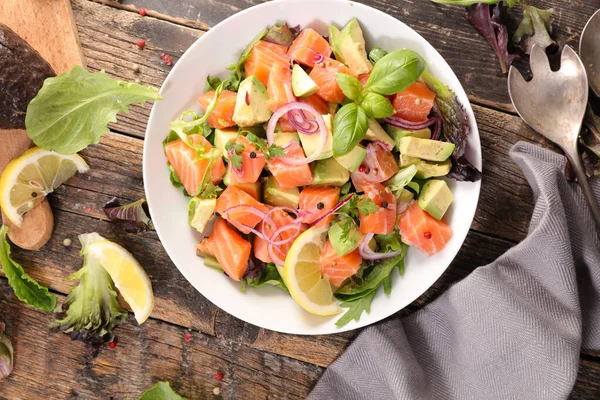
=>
[138,382,188,400]
[0,225,56,311]
[26,65,161,154]
[513,6,557,54]
[335,290,376,327]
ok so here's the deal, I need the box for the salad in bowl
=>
[160,17,480,327]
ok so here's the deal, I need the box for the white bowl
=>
[143,0,482,335]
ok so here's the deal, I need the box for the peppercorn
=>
[424,231,432,239]
[249,151,257,159]
[136,39,145,50]
[316,202,324,210]
[138,8,147,16]
[215,372,224,381]
[381,201,389,209]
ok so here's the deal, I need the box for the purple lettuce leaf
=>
[465,3,519,74]
[581,105,600,177]
[102,198,153,233]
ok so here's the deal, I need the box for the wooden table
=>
[1,0,599,398]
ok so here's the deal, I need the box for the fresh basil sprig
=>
[365,49,426,95]
[368,46,388,64]
[336,74,364,101]
[332,103,368,156]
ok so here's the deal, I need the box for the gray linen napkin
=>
[309,142,600,400]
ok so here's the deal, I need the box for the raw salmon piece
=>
[244,40,290,86]
[198,90,238,129]
[253,209,302,263]
[359,183,396,235]
[267,141,313,189]
[266,63,296,113]
[228,136,266,185]
[398,201,452,255]
[288,28,332,68]
[299,93,329,115]
[320,239,362,288]
[392,82,436,122]
[232,182,261,201]
[298,186,340,226]
[164,134,226,196]
[195,236,215,257]
[216,185,269,233]
[309,58,357,103]
[196,217,251,281]
[351,142,399,192]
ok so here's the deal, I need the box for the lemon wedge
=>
[87,240,154,324]
[0,147,89,226]
[283,226,341,316]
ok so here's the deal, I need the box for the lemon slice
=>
[0,147,89,226]
[283,226,341,316]
[87,240,154,324]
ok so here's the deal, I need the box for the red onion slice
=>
[266,102,328,165]
[358,233,404,260]
[287,109,320,134]
[289,46,325,66]
[384,115,440,131]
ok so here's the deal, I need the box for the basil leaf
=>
[358,92,395,119]
[332,103,368,157]
[26,66,161,155]
[368,46,388,64]
[366,50,426,95]
[336,73,364,101]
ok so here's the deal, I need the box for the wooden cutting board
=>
[0,0,86,250]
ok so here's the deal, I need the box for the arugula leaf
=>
[382,274,392,295]
[513,5,556,55]
[138,381,188,400]
[205,75,223,91]
[225,28,268,91]
[366,50,426,95]
[332,103,368,157]
[368,46,388,64]
[0,226,56,311]
[336,253,407,299]
[242,263,288,292]
[336,73,364,101]
[26,65,161,154]
[358,92,395,119]
[335,289,376,327]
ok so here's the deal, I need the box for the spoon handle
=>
[566,149,600,231]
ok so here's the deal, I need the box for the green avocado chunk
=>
[418,179,453,220]
[263,176,300,209]
[399,136,455,162]
[399,154,452,179]
[365,119,395,148]
[214,128,238,158]
[273,131,300,147]
[298,114,334,160]
[233,76,272,127]
[385,125,431,150]
[334,144,367,172]
[311,157,350,187]
[292,64,319,97]
[328,221,364,256]
[188,197,217,233]
[329,18,373,75]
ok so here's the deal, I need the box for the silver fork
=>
[508,45,600,230]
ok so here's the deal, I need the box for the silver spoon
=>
[508,45,600,230]
[580,9,600,97]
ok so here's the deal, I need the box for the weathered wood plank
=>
[108,0,600,113]
[0,282,322,399]
[571,357,600,400]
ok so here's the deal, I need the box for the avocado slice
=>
[335,144,366,172]
[329,18,373,75]
[385,124,431,150]
[263,176,300,208]
[418,179,453,220]
[311,157,350,187]
[298,114,334,160]
[328,221,363,256]
[233,76,272,127]
[214,128,238,157]
[398,188,414,203]
[292,64,319,98]
[365,119,395,148]
[399,154,452,179]
[273,131,300,147]
[188,197,217,233]
[399,137,455,162]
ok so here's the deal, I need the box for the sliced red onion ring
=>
[266,102,328,165]
[222,205,275,233]
[287,109,320,134]
[309,193,356,227]
[268,243,285,266]
[384,116,440,131]
[358,233,404,260]
[269,222,302,246]
[373,140,394,152]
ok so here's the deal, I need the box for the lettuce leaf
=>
[102,198,153,233]
[138,382,188,400]
[0,225,56,311]
[513,6,557,55]
[26,65,161,155]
